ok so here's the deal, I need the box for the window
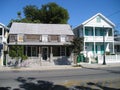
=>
[49,35,59,42]
[9,34,17,42]
[60,35,66,42]
[96,16,101,23]
[107,28,112,36]
[66,35,74,42]
[85,27,93,36]
[0,28,2,35]
[42,35,48,42]
[18,34,23,42]
[95,27,104,36]
[25,34,40,42]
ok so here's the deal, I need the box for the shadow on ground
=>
[0,77,119,90]
[54,56,71,65]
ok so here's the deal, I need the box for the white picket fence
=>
[98,55,120,64]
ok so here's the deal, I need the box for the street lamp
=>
[103,27,106,65]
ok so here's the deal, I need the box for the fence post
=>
[116,54,117,61]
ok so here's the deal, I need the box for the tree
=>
[23,5,40,22]
[17,11,22,19]
[39,2,69,24]
[8,2,69,27]
[9,45,27,66]
[71,37,84,64]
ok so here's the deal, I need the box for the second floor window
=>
[0,28,2,35]
[25,34,41,42]
[85,27,93,36]
[9,34,17,42]
[66,35,74,42]
[49,35,59,42]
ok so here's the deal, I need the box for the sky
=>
[0,0,120,30]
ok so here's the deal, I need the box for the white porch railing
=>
[98,55,120,64]
[84,36,114,42]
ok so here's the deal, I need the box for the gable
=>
[82,13,115,28]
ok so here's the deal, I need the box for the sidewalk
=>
[0,65,81,71]
[0,63,120,71]
[80,63,120,68]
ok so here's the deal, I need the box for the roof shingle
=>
[10,22,74,35]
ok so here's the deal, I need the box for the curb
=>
[0,65,82,72]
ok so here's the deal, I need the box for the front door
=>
[42,47,48,60]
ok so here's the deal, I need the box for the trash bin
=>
[77,54,81,63]
[77,54,85,63]
[80,54,84,62]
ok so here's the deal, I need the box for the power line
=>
[107,10,120,17]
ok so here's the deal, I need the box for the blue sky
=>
[1,0,120,29]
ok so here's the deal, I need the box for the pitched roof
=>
[10,22,74,35]
[74,13,115,29]
[0,23,9,30]
[82,13,115,27]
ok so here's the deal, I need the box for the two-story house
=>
[0,23,9,66]
[73,13,115,61]
[9,22,74,65]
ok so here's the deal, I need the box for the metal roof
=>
[10,22,74,35]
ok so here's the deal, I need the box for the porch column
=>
[50,46,53,62]
[25,46,27,56]
[113,42,115,54]
[39,46,42,65]
[83,26,85,52]
[0,50,4,66]
[94,42,96,56]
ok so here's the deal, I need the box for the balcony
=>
[84,36,114,42]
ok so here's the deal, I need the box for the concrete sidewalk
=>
[80,63,120,68]
[0,65,81,71]
[0,63,120,71]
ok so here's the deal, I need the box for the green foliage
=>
[9,45,28,60]
[8,2,69,27]
[71,37,84,54]
[39,2,69,24]
[22,55,28,60]
[23,5,39,22]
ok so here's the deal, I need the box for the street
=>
[0,67,120,90]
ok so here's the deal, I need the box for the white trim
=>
[82,13,115,27]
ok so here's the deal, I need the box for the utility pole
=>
[103,26,106,65]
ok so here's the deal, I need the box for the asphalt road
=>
[0,67,120,90]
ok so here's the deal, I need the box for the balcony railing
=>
[84,36,114,42]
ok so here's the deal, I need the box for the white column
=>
[113,42,115,54]
[93,27,96,56]
[50,46,53,62]
[83,26,85,52]
[0,50,4,66]
[39,46,42,65]
[2,27,4,41]
[112,28,115,54]
[94,42,96,56]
